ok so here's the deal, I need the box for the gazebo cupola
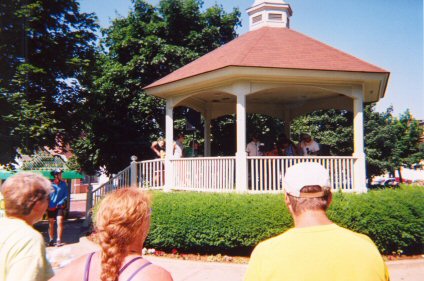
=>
[247,0,293,30]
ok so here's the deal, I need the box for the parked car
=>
[383,178,399,187]
[370,177,399,189]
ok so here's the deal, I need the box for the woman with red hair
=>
[51,188,172,281]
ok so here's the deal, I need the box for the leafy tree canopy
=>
[0,0,98,164]
[73,0,241,173]
[364,104,397,181]
[389,110,423,180]
[291,105,423,182]
[291,109,353,156]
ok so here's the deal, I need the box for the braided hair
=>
[94,188,151,281]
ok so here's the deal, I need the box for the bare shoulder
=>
[139,264,173,281]
[49,253,88,281]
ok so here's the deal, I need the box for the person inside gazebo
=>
[151,137,166,159]
[298,133,320,156]
[265,142,279,156]
[246,133,262,156]
[281,138,298,156]
[173,134,185,158]
[185,140,201,157]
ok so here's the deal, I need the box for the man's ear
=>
[284,193,293,213]
[327,191,333,208]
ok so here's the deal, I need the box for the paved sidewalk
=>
[70,193,87,201]
[46,236,423,281]
[40,203,423,281]
[47,237,248,281]
[385,259,424,281]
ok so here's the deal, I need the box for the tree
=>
[363,104,397,183]
[210,115,236,156]
[390,110,424,181]
[74,0,241,173]
[291,109,353,156]
[290,105,423,184]
[0,0,98,163]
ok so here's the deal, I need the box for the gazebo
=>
[120,0,391,195]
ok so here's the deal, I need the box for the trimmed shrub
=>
[93,186,423,255]
[146,192,292,255]
[328,186,424,255]
[145,186,424,255]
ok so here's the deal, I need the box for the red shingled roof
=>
[145,27,388,89]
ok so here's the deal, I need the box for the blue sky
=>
[79,0,424,119]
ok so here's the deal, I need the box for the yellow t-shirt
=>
[245,224,389,281]
[0,217,54,281]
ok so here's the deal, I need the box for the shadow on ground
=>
[34,211,90,245]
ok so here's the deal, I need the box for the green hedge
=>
[144,186,423,255]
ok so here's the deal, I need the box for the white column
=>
[203,111,211,156]
[164,99,174,192]
[352,86,367,193]
[234,82,249,192]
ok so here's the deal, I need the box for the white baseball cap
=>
[283,162,330,197]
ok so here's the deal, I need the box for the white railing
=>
[172,157,236,192]
[247,156,355,193]
[137,159,165,188]
[85,156,357,219]
[88,165,131,210]
[86,159,165,217]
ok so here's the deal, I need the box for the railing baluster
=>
[273,158,277,191]
[336,159,340,191]
[276,158,280,190]
[342,159,345,191]
[349,158,353,190]
[256,159,265,191]
[269,158,273,191]
[255,158,259,192]
[249,159,253,191]
[233,158,236,190]
[250,158,253,191]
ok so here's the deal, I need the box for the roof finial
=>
[247,0,293,31]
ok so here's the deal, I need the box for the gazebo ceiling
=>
[146,65,387,102]
[176,83,353,119]
[191,85,337,105]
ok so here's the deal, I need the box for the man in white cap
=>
[245,162,389,281]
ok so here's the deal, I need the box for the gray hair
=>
[1,172,52,216]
